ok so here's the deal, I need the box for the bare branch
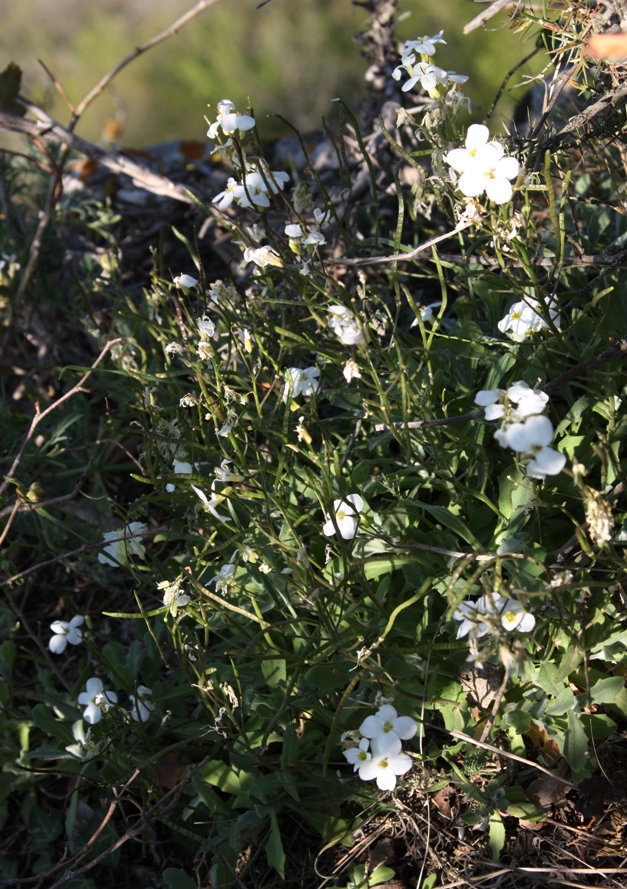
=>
[0,338,122,498]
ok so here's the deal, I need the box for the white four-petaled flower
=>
[283,367,320,402]
[357,736,413,791]
[322,494,364,539]
[49,615,84,654]
[446,124,519,205]
[207,99,256,140]
[129,686,155,722]
[98,523,147,568]
[359,704,417,755]
[78,678,118,725]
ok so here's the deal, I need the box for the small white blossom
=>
[401,30,446,58]
[322,494,364,539]
[343,358,361,383]
[283,367,320,402]
[207,99,255,140]
[359,704,417,756]
[501,414,566,478]
[207,559,237,595]
[328,305,364,345]
[173,274,198,289]
[191,484,232,522]
[498,298,561,336]
[446,124,519,205]
[78,678,118,725]
[344,738,372,771]
[98,523,147,568]
[129,686,155,722]
[243,246,283,268]
[216,408,239,437]
[357,736,412,791]
[166,459,194,493]
[454,594,535,639]
[158,577,191,615]
[49,615,84,654]
[197,316,215,340]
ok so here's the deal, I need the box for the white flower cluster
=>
[475,381,566,479]
[213,163,289,211]
[207,99,255,140]
[328,305,364,345]
[445,124,519,205]
[393,30,467,95]
[453,593,535,641]
[343,704,416,791]
[77,678,155,725]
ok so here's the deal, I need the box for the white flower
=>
[285,223,304,239]
[212,177,245,210]
[343,358,361,383]
[129,686,155,722]
[506,381,549,419]
[454,594,535,638]
[501,414,566,478]
[499,599,536,633]
[393,58,450,92]
[191,484,232,522]
[49,615,84,654]
[166,459,194,493]
[411,301,442,327]
[78,678,118,724]
[207,560,237,595]
[302,230,326,248]
[173,274,198,289]
[212,458,244,489]
[359,704,417,755]
[322,494,364,539]
[328,305,364,345]
[158,577,191,615]
[401,30,446,58]
[243,246,283,268]
[357,736,412,791]
[475,388,506,421]
[217,408,239,436]
[207,99,255,139]
[344,738,371,772]
[446,124,519,204]
[98,522,147,567]
[197,316,215,340]
[498,298,561,336]
[283,367,320,402]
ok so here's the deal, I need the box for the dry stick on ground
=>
[9,0,224,312]
[327,219,474,267]
[0,107,197,205]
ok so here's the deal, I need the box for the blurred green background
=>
[0,0,547,147]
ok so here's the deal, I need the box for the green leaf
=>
[28,808,62,849]
[489,812,506,861]
[367,866,396,886]
[298,811,354,848]
[163,868,196,889]
[0,63,25,116]
[266,808,285,878]
[31,703,74,745]
[261,658,286,688]
[405,500,482,549]
[564,710,593,782]
[198,760,243,795]
[589,676,625,704]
